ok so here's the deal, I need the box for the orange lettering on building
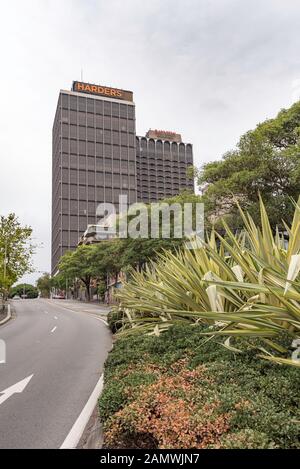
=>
[73,82,130,101]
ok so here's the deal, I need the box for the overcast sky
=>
[1,0,300,284]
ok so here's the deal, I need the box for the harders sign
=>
[72,81,133,102]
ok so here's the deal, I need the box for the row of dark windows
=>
[139,191,181,198]
[137,156,193,164]
[138,165,189,170]
[60,159,136,173]
[138,182,189,189]
[60,113,135,132]
[138,185,191,190]
[60,93,135,119]
[60,132,135,146]
[61,184,136,200]
[57,168,191,186]
[61,151,135,163]
[61,170,136,186]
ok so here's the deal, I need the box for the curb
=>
[77,404,104,449]
[76,343,114,449]
[60,373,104,449]
[0,305,11,326]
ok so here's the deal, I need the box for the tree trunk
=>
[86,284,90,301]
[81,277,91,301]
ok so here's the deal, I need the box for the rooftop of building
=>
[145,129,182,143]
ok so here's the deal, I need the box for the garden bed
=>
[99,324,300,449]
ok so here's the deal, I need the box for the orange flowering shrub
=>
[104,362,230,449]
[99,324,300,449]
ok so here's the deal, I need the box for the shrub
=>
[107,309,125,334]
[115,196,300,368]
[99,324,300,449]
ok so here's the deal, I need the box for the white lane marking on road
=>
[89,315,108,326]
[0,374,34,406]
[97,317,108,326]
[54,316,58,320]
[60,373,104,449]
[45,301,109,326]
[50,326,57,333]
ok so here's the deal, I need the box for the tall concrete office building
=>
[52,82,136,275]
[52,81,194,275]
[136,130,194,204]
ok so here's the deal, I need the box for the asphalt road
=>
[0,299,112,448]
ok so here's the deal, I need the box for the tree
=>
[198,101,300,230]
[92,239,123,276]
[0,214,34,300]
[119,237,183,271]
[10,283,38,299]
[36,273,51,298]
[118,191,202,270]
[58,245,98,301]
[56,192,205,300]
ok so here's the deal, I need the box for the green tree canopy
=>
[58,245,100,300]
[117,191,202,269]
[36,273,51,298]
[198,100,300,229]
[0,213,34,299]
[10,283,38,299]
[57,192,203,298]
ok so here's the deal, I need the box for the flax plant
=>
[115,196,300,367]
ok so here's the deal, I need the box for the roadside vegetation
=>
[115,197,300,368]
[54,191,198,301]
[10,283,38,299]
[197,100,300,230]
[99,100,300,449]
[99,324,300,449]
[36,273,52,298]
[0,213,34,305]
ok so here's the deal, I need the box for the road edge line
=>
[44,300,109,326]
[60,373,104,449]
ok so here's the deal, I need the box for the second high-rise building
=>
[52,81,194,275]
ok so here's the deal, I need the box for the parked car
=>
[12,295,21,300]
[52,294,65,299]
